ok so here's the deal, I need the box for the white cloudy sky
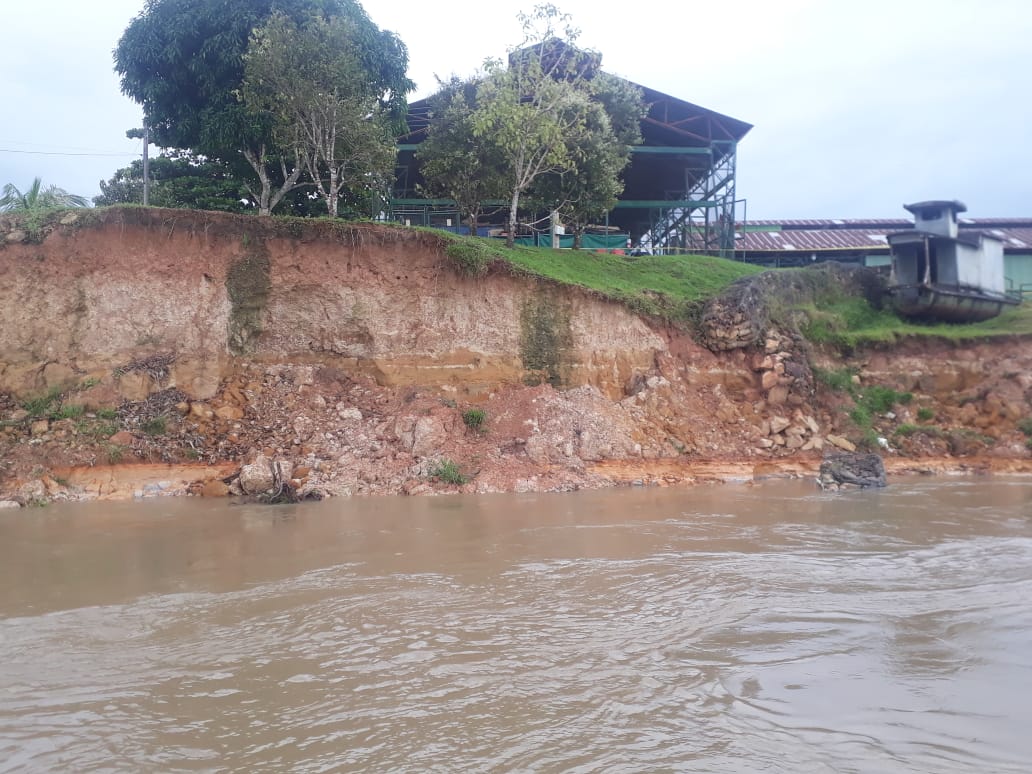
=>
[1,0,1029,219]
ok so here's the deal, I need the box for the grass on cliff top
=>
[432,231,763,323]
[798,296,1032,347]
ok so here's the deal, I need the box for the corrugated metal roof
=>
[736,218,1032,253]
[744,218,911,229]
[738,229,890,251]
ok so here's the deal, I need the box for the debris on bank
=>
[817,451,888,491]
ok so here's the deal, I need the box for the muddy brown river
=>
[1,477,1031,772]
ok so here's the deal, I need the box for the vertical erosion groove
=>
[226,235,272,356]
[519,291,573,387]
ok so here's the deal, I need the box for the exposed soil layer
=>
[1,208,1031,503]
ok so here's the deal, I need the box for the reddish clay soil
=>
[2,209,1031,504]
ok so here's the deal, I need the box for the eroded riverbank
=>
[3,209,1031,504]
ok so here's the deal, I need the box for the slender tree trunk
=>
[268,153,303,214]
[243,145,301,216]
[242,147,273,216]
[327,167,339,217]
[507,189,520,249]
[257,178,272,216]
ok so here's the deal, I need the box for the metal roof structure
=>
[391,49,751,255]
[614,82,751,255]
[735,218,1032,262]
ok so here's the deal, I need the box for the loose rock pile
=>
[749,328,815,408]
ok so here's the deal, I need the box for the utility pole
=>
[142,124,150,206]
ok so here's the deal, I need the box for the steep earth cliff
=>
[1,207,1030,504]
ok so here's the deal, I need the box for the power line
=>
[0,139,138,152]
[0,148,139,157]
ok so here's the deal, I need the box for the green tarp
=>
[510,233,629,249]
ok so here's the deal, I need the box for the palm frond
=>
[0,177,89,211]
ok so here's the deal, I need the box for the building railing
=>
[1005,279,1032,300]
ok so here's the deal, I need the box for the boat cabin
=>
[887,200,1018,321]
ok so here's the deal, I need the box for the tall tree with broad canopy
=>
[415,76,508,236]
[241,13,396,218]
[471,4,598,247]
[93,152,251,211]
[114,0,411,216]
[526,72,645,248]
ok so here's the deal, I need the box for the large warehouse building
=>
[389,51,752,257]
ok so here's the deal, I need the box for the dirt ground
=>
[3,344,1031,504]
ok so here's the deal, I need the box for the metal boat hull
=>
[889,284,1019,322]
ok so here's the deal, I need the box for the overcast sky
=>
[2,0,1029,219]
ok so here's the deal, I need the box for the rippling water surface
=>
[1,478,1031,772]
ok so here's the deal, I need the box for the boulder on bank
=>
[238,454,276,495]
[234,455,322,503]
[817,451,887,491]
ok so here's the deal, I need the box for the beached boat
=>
[887,200,1020,322]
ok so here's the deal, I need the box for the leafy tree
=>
[274,183,378,219]
[471,4,598,247]
[593,72,647,148]
[0,178,89,212]
[114,0,411,216]
[93,152,251,212]
[416,76,508,236]
[528,73,644,247]
[92,167,142,207]
[241,13,396,218]
[525,100,622,248]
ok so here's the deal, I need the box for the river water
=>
[1,477,1031,773]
